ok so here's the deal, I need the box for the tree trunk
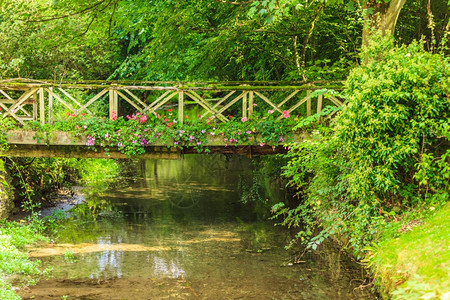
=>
[362,0,407,47]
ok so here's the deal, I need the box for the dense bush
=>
[337,39,449,206]
[275,38,449,255]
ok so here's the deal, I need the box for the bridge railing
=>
[0,79,344,125]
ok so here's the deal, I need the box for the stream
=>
[19,155,376,299]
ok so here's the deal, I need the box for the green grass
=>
[366,202,450,299]
[0,220,49,300]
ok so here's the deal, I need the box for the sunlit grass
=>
[367,203,450,299]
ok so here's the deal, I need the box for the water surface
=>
[20,155,375,299]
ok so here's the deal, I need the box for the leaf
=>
[345,1,355,11]
[258,8,268,15]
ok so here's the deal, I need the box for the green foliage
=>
[0,0,118,79]
[0,220,49,298]
[108,0,361,81]
[63,249,76,263]
[6,157,80,211]
[1,0,446,82]
[0,115,15,151]
[276,38,449,256]
[337,38,449,206]
[75,159,119,185]
[0,0,361,81]
[395,0,449,53]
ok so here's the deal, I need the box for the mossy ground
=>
[367,202,449,299]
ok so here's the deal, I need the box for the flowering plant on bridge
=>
[12,107,299,157]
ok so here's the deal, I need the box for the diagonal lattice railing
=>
[0,79,344,125]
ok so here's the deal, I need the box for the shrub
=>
[337,38,449,207]
[275,38,449,255]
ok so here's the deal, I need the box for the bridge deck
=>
[2,131,300,159]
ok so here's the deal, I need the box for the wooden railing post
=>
[178,91,184,125]
[248,91,254,117]
[306,90,311,116]
[109,87,118,119]
[242,91,247,119]
[38,88,45,125]
[48,87,53,124]
[33,90,38,121]
[114,89,118,115]
[317,94,323,114]
[109,89,113,119]
[317,94,323,121]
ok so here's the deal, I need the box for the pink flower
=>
[86,136,95,146]
[260,143,265,147]
[111,111,117,121]
[241,117,247,122]
[268,110,274,114]
[283,110,290,118]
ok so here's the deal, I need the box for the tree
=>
[0,0,445,80]
[247,0,407,47]
[361,0,406,47]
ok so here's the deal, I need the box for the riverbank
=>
[366,202,449,299]
[0,157,123,299]
[0,219,49,300]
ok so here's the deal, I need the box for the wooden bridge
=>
[0,79,343,159]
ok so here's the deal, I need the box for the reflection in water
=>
[153,256,185,279]
[22,155,375,300]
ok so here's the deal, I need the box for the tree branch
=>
[108,0,119,37]
[293,36,306,81]
[252,44,290,68]
[58,15,97,47]
[301,3,325,67]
